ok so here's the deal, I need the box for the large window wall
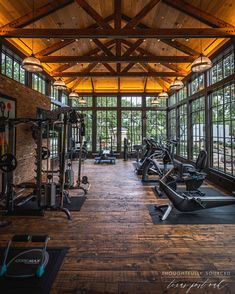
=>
[191,97,206,160]
[210,83,234,176]
[146,110,167,140]
[168,43,234,181]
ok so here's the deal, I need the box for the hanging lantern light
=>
[158,91,169,99]
[69,92,79,99]
[151,98,160,105]
[169,77,184,91]
[53,78,67,90]
[191,54,212,73]
[21,55,43,72]
[79,97,87,105]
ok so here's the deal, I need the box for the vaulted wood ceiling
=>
[0,0,234,93]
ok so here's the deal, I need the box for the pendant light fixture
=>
[170,48,184,91]
[191,0,212,73]
[53,78,67,90]
[151,97,160,105]
[158,79,169,99]
[170,77,184,91]
[69,92,79,99]
[79,97,87,105]
[21,0,42,72]
[53,22,67,90]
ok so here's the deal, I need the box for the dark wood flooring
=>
[0,160,235,294]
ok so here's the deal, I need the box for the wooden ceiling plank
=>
[35,14,115,56]
[121,13,200,56]
[53,72,185,77]
[51,40,116,74]
[40,55,194,63]
[71,63,98,90]
[123,39,144,56]
[93,39,115,56]
[114,0,122,29]
[121,63,135,73]
[76,0,112,29]
[0,0,74,29]
[163,0,235,28]
[124,0,161,29]
[102,63,116,73]
[2,28,233,38]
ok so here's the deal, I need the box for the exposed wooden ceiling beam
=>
[114,0,122,29]
[51,40,116,74]
[144,77,148,92]
[71,63,98,90]
[122,40,188,75]
[121,63,135,73]
[2,28,233,38]
[102,63,116,74]
[0,0,74,29]
[138,63,171,87]
[76,0,112,29]
[123,39,144,56]
[92,39,115,56]
[91,77,94,92]
[162,0,235,28]
[35,14,114,56]
[121,14,200,56]
[124,0,161,29]
[40,55,194,63]
[53,72,185,77]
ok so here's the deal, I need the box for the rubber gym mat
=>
[0,247,68,294]
[148,187,235,225]
[63,196,86,211]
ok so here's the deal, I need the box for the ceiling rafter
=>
[71,62,98,90]
[121,62,135,73]
[35,14,114,57]
[121,40,188,75]
[39,55,194,63]
[121,14,200,56]
[92,39,115,56]
[76,0,112,29]
[114,0,122,73]
[53,72,185,77]
[102,63,116,73]
[124,0,161,29]
[51,40,116,74]
[162,0,235,28]
[0,0,74,29]
[123,39,144,56]
[2,28,233,38]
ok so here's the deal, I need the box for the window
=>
[146,110,166,140]
[178,86,187,102]
[50,104,59,158]
[1,46,25,84]
[191,97,205,160]
[208,49,234,86]
[189,74,204,95]
[210,83,235,176]
[121,96,142,107]
[96,96,117,107]
[168,93,177,107]
[50,85,59,100]
[71,96,93,107]
[121,111,142,149]
[81,110,92,151]
[32,73,46,94]
[168,109,177,139]
[61,92,68,105]
[96,111,117,151]
[146,96,166,108]
[178,104,188,158]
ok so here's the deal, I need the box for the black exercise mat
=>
[0,247,68,294]
[148,203,235,225]
[63,196,86,211]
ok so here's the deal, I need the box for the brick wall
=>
[0,74,51,184]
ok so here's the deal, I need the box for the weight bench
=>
[155,168,235,221]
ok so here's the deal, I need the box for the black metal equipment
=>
[0,235,50,278]
[155,166,235,221]
[94,136,117,164]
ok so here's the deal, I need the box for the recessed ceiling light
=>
[75,38,79,42]
[157,39,160,42]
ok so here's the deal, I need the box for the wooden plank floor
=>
[1,160,235,294]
